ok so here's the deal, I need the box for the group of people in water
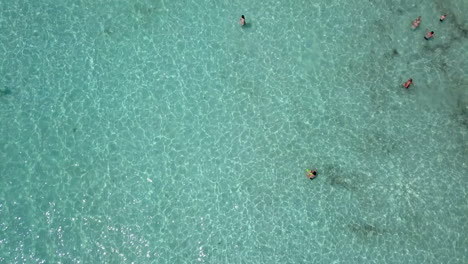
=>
[238,13,448,180]
[403,13,447,89]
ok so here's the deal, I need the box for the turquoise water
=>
[1,0,467,262]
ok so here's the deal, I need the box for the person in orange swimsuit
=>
[403,79,413,89]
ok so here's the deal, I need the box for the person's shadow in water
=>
[243,22,252,29]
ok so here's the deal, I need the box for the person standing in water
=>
[424,31,434,40]
[239,15,245,26]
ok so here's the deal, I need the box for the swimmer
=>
[424,31,434,40]
[412,16,421,29]
[440,14,447,22]
[306,169,317,180]
[239,15,245,26]
[403,78,413,89]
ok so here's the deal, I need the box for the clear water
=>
[1,0,467,263]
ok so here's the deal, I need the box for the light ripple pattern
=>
[0,0,467,263]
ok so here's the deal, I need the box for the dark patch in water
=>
[103,28,113,36]
[243,22,252,29]
[366,131,400,155]
[458,27,468,38]
[73,128,77,133]
[325,164,357,191]
[385,48,399,59]
[456,95,468,129]
[330,176,355,191]
[440,61,448,68]
[0,88,12,96]
[451,14,468,39]
[134,3,158,17]
[348,222,385,238]
[424,41,451,53]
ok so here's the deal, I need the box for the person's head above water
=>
[242,15,245,19]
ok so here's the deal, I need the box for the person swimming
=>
[403,79,413,89]
[424,31,434,40]
[306,169,317,180]
[412,16,421,29]
[440,14,447,22]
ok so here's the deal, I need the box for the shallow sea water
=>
[1,0,467,263]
